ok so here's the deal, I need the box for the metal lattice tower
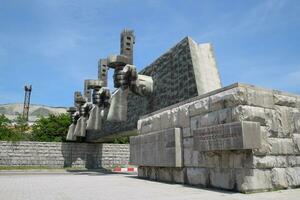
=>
[23,85,32,121]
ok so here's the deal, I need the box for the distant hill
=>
[0,103,67,123]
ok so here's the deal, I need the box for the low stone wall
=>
[0,141,129,169]
[130,83,300,193]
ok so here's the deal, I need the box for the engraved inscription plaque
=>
[192,121,261,151]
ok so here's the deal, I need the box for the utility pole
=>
[23,85,32,121]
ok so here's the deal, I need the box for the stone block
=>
[193,121,261,151]
[220,152,230,168]
[191,151,200,166]
[253,156,276,169]
[172,104,191,128]
[271,168,288,189]
[183,137,193,148]
[274,93,297,107]
[191,111,219,129]
[148,167,158,180]
[183,147,193,167]
[269,138,295,155]
[287,156,297,167]
[295,114,300,133]
[130,128,182,167]
[273,106,297,137]
[246,87,274,109]
[210,168,235,190]
[218,108,232,124]
[297,97,300,109]
[139,115,162,135]
[231,105,270,126]
[253,126,272,155]
[229,153,246,168]
[157,168,173,182]
[186,167,209,186]
[209,87,247,111]
[173,168,185,183]
[182,127,192,138]
[235,169,273,193]
[189,97,210,117]
[160,110,173,130]
[204,152,220,168]
[285,167,300,187]
[232,105,299,138]
[296,156,300,166]
[138,166,147,178]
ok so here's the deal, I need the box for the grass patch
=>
[0,166,86,171]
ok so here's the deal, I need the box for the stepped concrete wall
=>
[130,83,300,193]
[0,141,129,169]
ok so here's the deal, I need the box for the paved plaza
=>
[0,170,299,200]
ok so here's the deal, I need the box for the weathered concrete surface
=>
[189,40,222,95]
[87,37,221,141]
[0,141,129,169]
[1,172,300,200]
[132,83,300,192]
[130,128,182,167]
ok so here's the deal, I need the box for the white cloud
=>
[198,0,288,39]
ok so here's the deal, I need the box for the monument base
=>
[130,83,300,193]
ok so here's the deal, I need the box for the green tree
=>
[0,114,11,128]
[0,114,25,141]
[14,115,29,134]
[31,113,71,142]
[0,114,12,140]
[113,136,130,144]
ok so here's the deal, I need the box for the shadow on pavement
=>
[126,175,236,195]
[66,168,136,176]
[0,168,136,176]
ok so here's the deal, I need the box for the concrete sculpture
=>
[106,29,153,122]
[67,30,222,142]
[86,36,222,142]
[66,29,153,141]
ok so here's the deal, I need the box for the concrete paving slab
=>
[0,171,299,200]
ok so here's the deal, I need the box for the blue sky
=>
[0,0,299,107]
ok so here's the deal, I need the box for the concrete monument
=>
[130,83,300,193]
[65,29,300,193]
[86,35,222,141]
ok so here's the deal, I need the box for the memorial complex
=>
[64,30,300,193]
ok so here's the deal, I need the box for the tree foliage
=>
[14,115,29,134]
[0,114,13,140]
[31,113,71,142]
[0,114,11,128]
[0,113,71,142]
[0,114,29,141]
[113,136,130,144]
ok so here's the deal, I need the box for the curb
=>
[113,167,137,173]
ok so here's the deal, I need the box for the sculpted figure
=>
[66,29,153,141]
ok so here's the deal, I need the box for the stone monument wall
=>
[130,83,300,193]
[87,37,221,141]
[0,141,129,169]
